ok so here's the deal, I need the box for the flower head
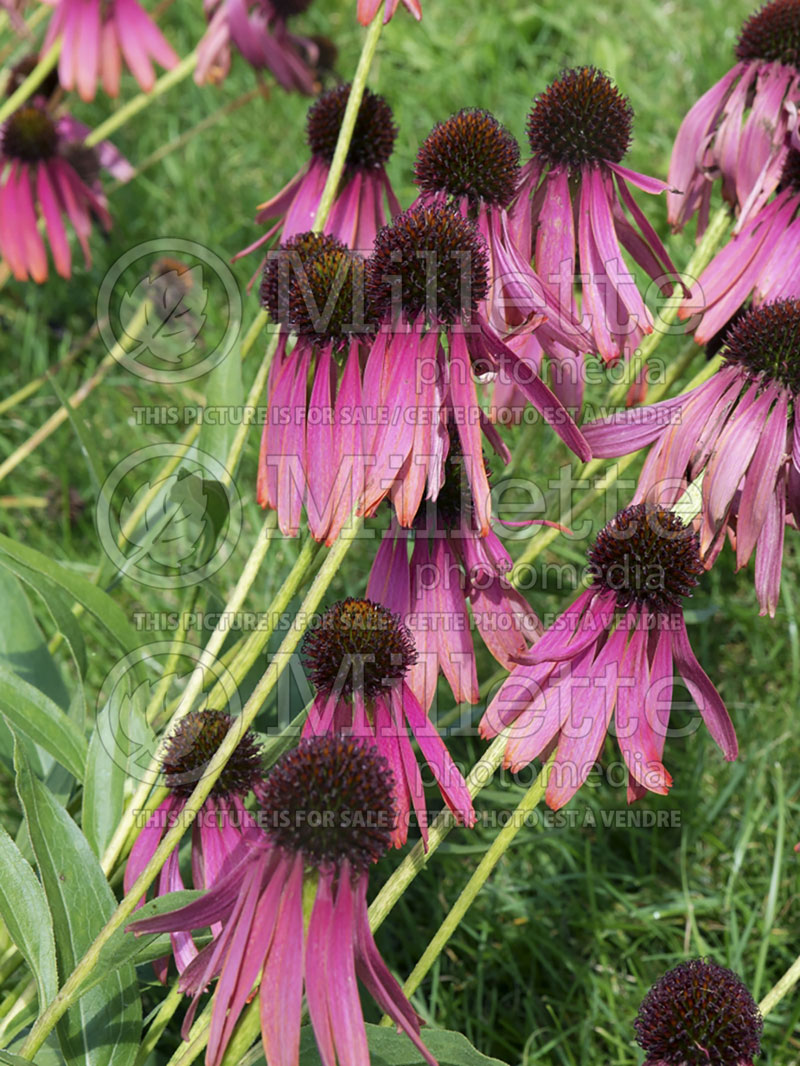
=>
[256,233,371,542]
[302,598,475,845]
[42,0,178,101]
[235,84,401,267]
[360,201,590,532]
[668,0,800,233]
[0,104,130,282]
[635,958,763,1065]
[129,736,438,1066]
[480,504,737,809]
[583,299,800,616]
[512,67,681,369]
[125,710,264,982]
[684,148,800,343]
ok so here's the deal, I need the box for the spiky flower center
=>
[6,55,60,100]
[260,231,347,328]
[634,958,763,1065]
[288,246,369,346]
[736,0,800,65]
[2,106,57,163]
[587,504,703,613]
[258,736,396,871]
[526,66,633,171]
[367,203,489,325]
[160,710,263,797]
[302,598,417,701]
[722,299,800,394]
[62,143,101,187]
[414,108,521,208]
[412,427,475,532]
[306,84,397,170]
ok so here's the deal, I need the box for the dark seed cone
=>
[634,957,763,1065]
[526,66,633,171]
[302,598,417,701]
[367,202,489,326]
[306,84,397,169]
[2,105,58,162]
[288,245,370,346]
[414,108,521,208]
[161,710,264,797]
[587,503,703,613]
[736,0,800,66]
[260,231,347,327]
[721,299,800,394]
[258,735,397,871]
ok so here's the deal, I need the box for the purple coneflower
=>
[301,598,475,846]
[582,301,800,616]
[129,736,438,1066]
[367,432,541,711]
[257,231,370,542]
[668,0,800,235]
[41,0,178,100]
[635,958,763,1066]
[413,107,592,414]
[125,710,264,982]
[0,103,131,282]
[480,503,737,809]
[361,201,590,534]
[235,84,401,270]
[195,0,319,90]
[357,0,420,26]
[682,149,800,344]
[511,67,681,368]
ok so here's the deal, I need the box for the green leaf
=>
[0,566,69,710]
[0,535,145,675]
[14,742,142,1066]
[198,339,242,468]
[0,822,59,1009]
[80,701,126,856]
[47,372,104,497]
[0,667,87,782]
[275,1025,510,1066]
[0,1051,46,1066]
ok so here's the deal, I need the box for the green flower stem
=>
[760,945,800,1018]
[383,754,555,1015]
[145,586,201,726]
[369,731,510,933]
[133,980,183,1066]
[100,510,277,875]
[606,205,731,405]
[311,12,384,231]
[0,39,61,125]
[241,310,270,360]
[510,452,640,576]
[85,50,199,148]
[0,300,150,486]
[18,516,364,1060]
[166,998,214,1066]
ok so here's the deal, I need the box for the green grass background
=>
[1,0,799,1063]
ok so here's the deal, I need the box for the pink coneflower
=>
[129,736,438,1066]
[257,231,371,542]
[511,67,681,368]
[480,504,737,809]
[357,0,420,26]
[301,598,475,846]
[634,958,763,1066]
[681,149,800,344]
[362,201,590,534]
[41,0,178,101]
[668,0,800,235]
[367,433,541,711]
[0,103,131,282]
[195,0,319,90]
[582,301,800,616]
[235,84,401,270]
[414,108,593,414]
[125,710,264,982]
